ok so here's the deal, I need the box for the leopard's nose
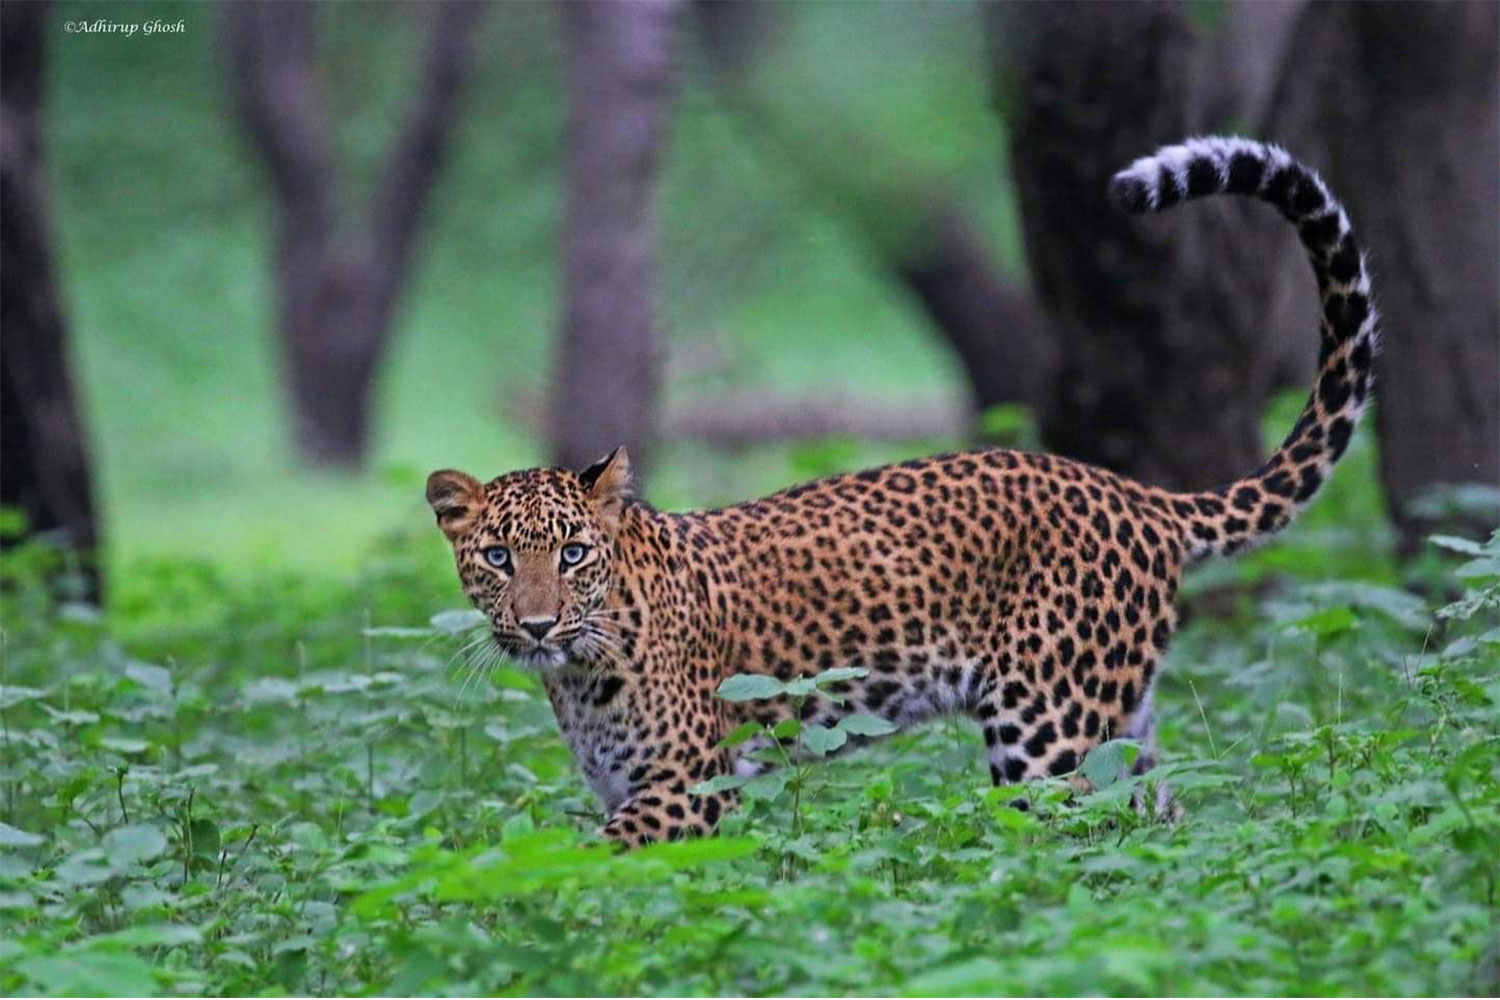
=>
[519,617,557,642]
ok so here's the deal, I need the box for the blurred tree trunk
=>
[991,2,1298,491]
[549,0,681,474]
[226,0,482,468]
[1266,1,1499,553]
[695,0,1047,429]
[1,1,103,604]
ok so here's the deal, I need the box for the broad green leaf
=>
[124,662,172,692]
[99,736,150,755]
[815,666,869,686]
[1304,582,1431,630]
[716,673,786,702]
[188,818,221,860]
[1081,739,1140,789]
[781,677,819,698]
[0,822,44,848]
[40,704,100,726]
[104,823,168,865]
[0,685,47,709]
[1288,606,1359,638]
[1429,534,1485,555]
[689,774,748,796]
[740,770,791,800]
[717,722,766,751]
[801,724,848,756]
[55,850,114,886]
[905,957,1006,997]
[15,950,158,997]
[770,717,800,740]
[94,923,204,948]
[837,713,898,737]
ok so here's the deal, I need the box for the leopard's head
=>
[426,448,632,669]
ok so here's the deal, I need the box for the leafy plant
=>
[1,528,1496,995]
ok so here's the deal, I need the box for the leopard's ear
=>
[426,469,483,541]
[578,447,632,530]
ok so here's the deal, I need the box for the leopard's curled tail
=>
[1110,136,1380,564]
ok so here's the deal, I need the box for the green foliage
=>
[2,531,1497,996]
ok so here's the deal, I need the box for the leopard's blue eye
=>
[560,543,588,568]
[483,546,511,570]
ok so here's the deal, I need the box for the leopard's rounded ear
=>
[578,447,632,529]
[426,469,483,540]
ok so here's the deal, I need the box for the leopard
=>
[426,136,1378,847]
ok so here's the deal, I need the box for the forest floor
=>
[3,438,1497,995]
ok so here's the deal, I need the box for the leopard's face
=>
[426,450,632,670]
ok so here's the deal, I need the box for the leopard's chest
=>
[545,672,636,812]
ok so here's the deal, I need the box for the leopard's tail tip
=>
[1107,171,1155,215]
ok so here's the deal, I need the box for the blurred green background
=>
[52,0,1018,590]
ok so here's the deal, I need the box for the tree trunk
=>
[226,0,482,467]
[1286,1,1499,553]
[992,1,1297,491]
[549,0,681,474]
[1,0,104,604]
[694,0,1047,428]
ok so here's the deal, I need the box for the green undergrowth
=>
[1,528,1496,997]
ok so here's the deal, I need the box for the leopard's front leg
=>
[600,770,737,847]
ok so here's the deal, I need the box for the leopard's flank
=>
[427,137,1378,847]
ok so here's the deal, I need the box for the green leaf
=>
[716,673,786,702]
[0,685,47,709]
[781,677,819,698]
[94,923,204,948]
[801,724,848,756]
[1304,581,1431,630]
[55,850,114,886]
[770,717,801,740]
[16,950,158,997]
[1081,739,1140,789]
[104,824,168,865]
[740,770,791,799]
[1430,534,1485,555]
[815,666,869,686]
[906,957,1006,997]
[689,774,748,796]
[188,818,221,860]
[0,822,44,848]
[123,662,172,693]
[99,736,150,755]
[837,713,898,737]
[1287,606,1359,638]
[717,721,763,749]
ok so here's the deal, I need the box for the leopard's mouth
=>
[513,646,568,669]
[495,631,571,670]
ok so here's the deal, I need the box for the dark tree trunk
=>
[1270,1,1499,553]
[889,211,1048,423]
[1,1,103,604]
[226,0,482,468]
[549,0,681,474]
[991,1,1301,491]
[694,0,1047,429]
